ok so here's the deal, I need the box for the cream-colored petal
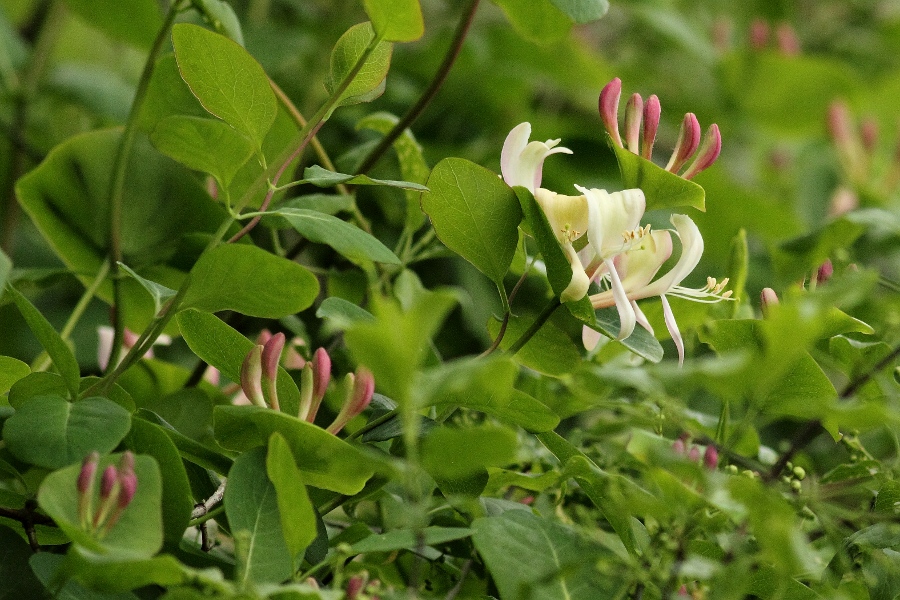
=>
[561,242,590,302]
[534,188,589,244]
[606,258,636,340]
[639,214,703,298]
[501,123,531,187]
[581,186,646,258]
[501,123,572,192]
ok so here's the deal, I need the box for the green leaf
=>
[280,194,355,215]
[7,371,67,409]
[226,447,293,585]
[0,527,44,595]
[874,480,900,515]
[38,453,164,558]
[492,0,572,44]
[177,309,302,417]
[472,510,621,599]
[214,405,381,495]
[0,356,30,395]
[421,424,518,480]
[419,358,559,433]
[137,54,208,134]
[270,208,400,265]
[118,263,177,317]
[773,217,866,282]
[150,116,255,189]
[62,0,163,49]
[423,158,521,285]
[548,0,609,23]
[136,410,233,476]
[324,22,393,107]
[55,553,187,592]
[362,0,424,42]
[30,553,141,600]
[588,306,665,363]
[266,433,317,563]
[350,527,473,554]
[15,130,229,332]
[316,297,375,328]
[172,23,277,149]
[192,0,244,45]
[3,395,132,469]
[514,187,575,300]
[301,164,427,191]
[182,244,319,317]
[124,419,193,549]
[0,248,10,291]
[6,284,80,399]
[489,315,581,376]
[611,145,705,212]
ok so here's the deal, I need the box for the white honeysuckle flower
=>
[586,214,732,364]
[533,188,591,301]
[501,122,572,192]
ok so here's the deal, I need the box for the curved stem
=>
[478,313,508,358]
[104,0,185,375]
[345,407,399,441]
[506,297,561,355]
[355,0,480,175]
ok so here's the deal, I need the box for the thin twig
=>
[840,343,900,399]
[444,560,472,600]
[191,480,227,520]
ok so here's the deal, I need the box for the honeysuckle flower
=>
[326,367,375,435]
[501,122,572,193]
[586,214,732,364]
[298,347,331,422]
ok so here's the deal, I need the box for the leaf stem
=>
[345,407,399,441]
[506,297,561,355]
[355,0,481,175]
[104,0,186,375]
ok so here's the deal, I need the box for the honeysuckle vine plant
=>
[1,0,900,598]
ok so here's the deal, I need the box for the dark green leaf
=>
[421,424,518,479]
[350,527,473,554]
[300,165,427,191]
[118,263,176,317]
[489,314,581,376]
[589,306,665,363]
[62,0,162,49]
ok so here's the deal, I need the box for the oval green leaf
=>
[324,22,393,107]
[0,356,29,395]
[423,158,522,285]
[266,433,317,562]
[612,144,705,212]
[362,0,424,42]
[549,0,609,23]
[63,0,163,49]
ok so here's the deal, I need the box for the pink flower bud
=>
[704,445,719,470]
[78,452,99,494]
[641,95,661,159]
[761,287,779,316]
[827,101,854,150]
[118,469,137,509]
[688,446,701,462]
[861,118,878,153]
[816,260,833,285]
[240,345,267,408]
[624,93,643,154]
[350,367,375,417]
[346,574,368,600]
[665,113,702,174]
[100,465,118,500]
[262,333,285,411]
[828,186,859,217]
[312,348,331,401]
[682,124,722,180]
[599,78,623,148]
[672,439,686,455]
[775,22,800,56]
[749,18,769,49]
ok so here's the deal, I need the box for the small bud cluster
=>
[778,461,807,493]
[599,78,721,181]
[345,572,383,600]
[747,19,801,55]
[77,451,137,537]
[238,338,374,435]
[672,435,718,471]
[828,100,900,199]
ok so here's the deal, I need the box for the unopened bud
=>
[298,364,315,422]
[816,260,833,285]
[346,573,369,600]
[828,186,859,217]
[775,22,800,56]
[827,101,854,149]
[688,446,701,462]
[792,466,806,480]
[312,348,331,402]
[100,465,118,500]
[624,93,643,154]
[599,78,623,148]
[78,452,100,494]
[240,345,267,408]
[861,118,878,153]
[326,369,375,435]
[262,333,285,411]
[665,113,702,174]
[682,124,722,180]
[704,445,718,470]
[761,287,778,316]
[749,18,769,50]
[641,95,661,159]
[672,439,686,455]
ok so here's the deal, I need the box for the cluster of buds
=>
[672,435,718,471]
[238,336,374,435]
[345,571,383,600]
[749,19,800,55]
[599,78,722,181]
[777,461,807,493]
[77,451,137,537]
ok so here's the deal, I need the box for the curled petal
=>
[665,113,702,174]
[642,95,661,159]
[660,294,684,366]
[606,258,636,340]
[582,325,604,351]
[581,186,646,258]
[599,78,623,147]
[501,122,572,192]
[639,215,704,298]
[500,123,531,186]
[682,124,722,180]
[632,300,653,334]
[561,243,590,302]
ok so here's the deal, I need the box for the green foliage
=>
[362,0,424,43]
[324,22,393,109]
[612,144,706,212]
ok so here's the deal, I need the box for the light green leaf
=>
[324,22,393,108]
[6,284,80,399]
[266,433,317,562]
[137,54,208,134]
[172,23,276,149]
[612,144,705,212]
[488,315,581,376]
[214,405,381,495]
[548,0,608,23]
[0,356,30,395]
[182,244,319,317]
[226,447,293,585]
[492,0,572,44]
[192,0,244,45]
[300,164,427,191]
[316,297,376,329]
[0,247,10,290]
[150,116,255,189]
[3,396,131,469]
[118,263,177,317]
[177,309,301,417]
[136,410,233,476]
[63,0,162,49]
[279,194,355,215]
[422,424,518,479]
[362,0,424,42]
[350,527,473,554]
[271,207,401,265]
[588,306,665,363]
[53,553,187,593]
[423,158,521,285]
[38,453,163,558]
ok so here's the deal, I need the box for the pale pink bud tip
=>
[240,345,266,407]
[641,95,661,159]
[687,446,701,462]
[861,119,878,153]
[262,332,285,382]
[100,465,118,499]
[775,23,800,56]
[704,445,719,470]
[816,260,834,285]
[350,367,375,417]
[827,101,853,147]
[346,575,368,600]
[672,439,686,455]
[118,471,137,508]
[624,93,643,154]
[761,287,779,316]
[78,452,100,494]
[682,124,722,180]
[749,19,769,50]
[312,347,331,401]
[599,78,623,147]
[666,113,702,174]
[118,451,135,474]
